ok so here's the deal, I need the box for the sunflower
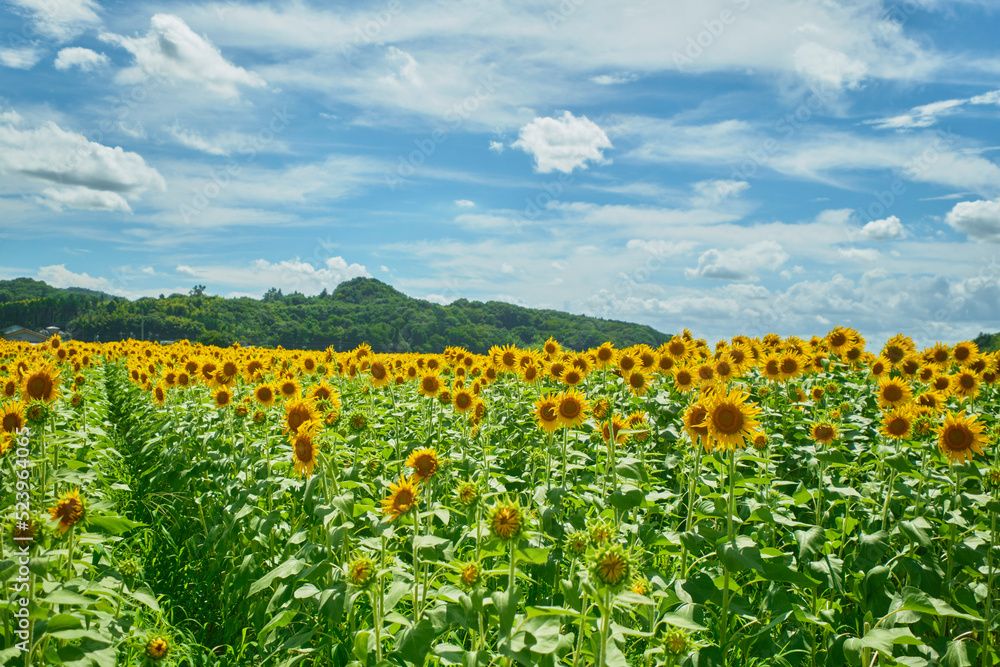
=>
[627,410,650,442]
[591,398,610,420]
[826,326,859,356]
[600,414,630,446]
[1,401,26,434]
[1,376,16,398]
[521,363,541,383]
[591,544,631,590]
[534,393,561,433]
[694,362,715,385]
[284,398,318,435]
[751,432,768,450]
[593,342,616,369]
[145,637,170,661]
[877,377,912,408]
[665,336,688,361]
[556,389,589,429]
[949,370,980,400]
[369,360,391,388]
[564,530,589,558]
[213,387,232,409]
[418,373,441,398]
[656,354,675,374]
[927,342,950,366]
[309,381,336,403]
[559,366,584,387]
[760,352,783,383]
[453,388,476,413]
[289,420,321,478]
[778,352,803,381]
[381,476,419,521]
[810,421,838,445]
[672,366,696,393]
[714,354,737,383]
[702,388,761,451]
[625,369,654,396]
[490,500,523,541]
[953,340,978,365]
[406,447,439,483]
[664,628,693,657]
[346,555,376,588]
[682,402,709,444]
[542,336,562,358]
[48,488,85,534]
[22,365,60,403]
[253,383,276,407]
[458,560,483,588]
[455,480,480,507]
[881,406,914,440]
[937,411,987,464]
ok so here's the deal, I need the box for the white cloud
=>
[684,241,789,281]
[500,262,515,274]
[37,264,115,292]
[512,111,612,173]
[591,72,638,85]
[856,215,906,240]
[793,42,868,91]
[141,266,156,275]
[454,199,475,207]
[838,247,881,262]
[100,14,266,99]
[380,265,390,272]
[691,179,749,206]
[36,186,131,213]
[171,257,370,295]
[867,99,965,130]
[8,0,101,42]
[971,89,1000,105]
[0,46,44,69]
[945,198,1000,242]
[0,108,166,210]
[381,46,422,87]
[54,47,109,72]
[488,141,505,154]
[625,239,697,257]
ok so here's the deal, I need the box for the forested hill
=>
[0,277,670,353]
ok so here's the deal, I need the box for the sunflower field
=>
[1,328,999,667]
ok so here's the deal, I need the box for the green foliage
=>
[0,277,669,352]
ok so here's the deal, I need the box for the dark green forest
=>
[0,277,670,353]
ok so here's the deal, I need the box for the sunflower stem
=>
[680,437,704,578]
[572,591,589,667]
[561,426,570,489]
[720,447,737,653]
[984,508,996,666]
[598,590,612,667]
[412,504,421,624]
[508,538,516,592]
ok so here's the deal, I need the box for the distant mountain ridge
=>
[0,277,670,353]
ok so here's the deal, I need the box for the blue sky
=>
[1,0,1000,347]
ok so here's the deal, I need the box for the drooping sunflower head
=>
[405,447,439,483]
[489,499,524,541]
[590,544,632,591]
[591,397,610,420]
[381,476,420,522]
[48,488,85,534]
[937,411,987,464]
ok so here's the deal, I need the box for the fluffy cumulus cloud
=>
[8,0,101,42]
[0,108,166,212]
[856,215,906,240]
[173,257,370,295]
[100,14,266,99]
[54,47,109,71]
[684,241,788,281]
[37,264,117,292]
[945,198,1000,242]
[512,111,612,173]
